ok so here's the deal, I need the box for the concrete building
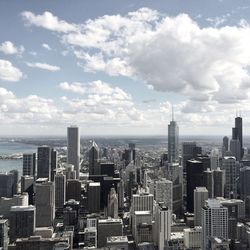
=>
[0,219,9,250]
[131,192,154,213]
[204,168,214,198]
[66,179,81,202]
[194,187,208,226]
[37,146,51,181]
[55,173,66,209]
[108,187,118,219]
[214,168,225,198]
[0,172,15,198]
[183,226,202,249]
[9,205,36,242]
[97,218,123,248]
[202,199,228,250]
[210,148,220,170]
[35,180,55,227]
[87,182,100,213]
[67,126,80,179]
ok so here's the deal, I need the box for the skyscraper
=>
[87,182,100,213]
[182,142,197,170]
[55,173,66,209]
[0,172,14,198]
[0,219,9,250]
[67,126,80,179]
[37,146,51,181]
[202,199,228,250]
[194,187,208,226]
[51,148,57,181]
[107,187,118,219]
[168,111,179,164]
[232,116,243,159]
[23,153,36,176]
[210,148,219,170]
[213,168,225,198]
[89,141,99,175]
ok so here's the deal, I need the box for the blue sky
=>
[1,0,250,136]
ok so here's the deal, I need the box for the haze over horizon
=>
[1,0,250,135]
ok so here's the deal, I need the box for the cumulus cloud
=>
[21,11,78,33]
[42,43,51,50]
[26,62,60,71]
[0,41,24,55]
[0,59,23,82]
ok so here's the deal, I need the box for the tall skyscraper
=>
[203,168,214,198]
[230,138,241,161]
[240,166,250,200]
[23,153,36,176]
[168,111,179,164]
[107,187,118,219]
[55,173,66,209]
[87,182,100,213]
[0,219,9,250]
[67,126,80,179]
[35,180,55,227]
[210,148,219,170]
[213,167,225,198]
[89,141,99,175]
[202,199,228,250]
[182,142,197,170]
[131,192,154,213]
[186,159,204,212]
[194,187,208,226]
[9,205,36,242]
[232,116,243,159]
[51,148,57,181]
[37,146,51,181]
[0,172,14,198]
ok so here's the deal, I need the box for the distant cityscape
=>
[0,114,249,250]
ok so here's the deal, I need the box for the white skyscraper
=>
[67,126,80,179]
[210,148,220,170]
[202,199,228,250]
[156,203,171,250]
[194,187,208,226]
[131,192,154,213]
[108,188,118,219]
[168,109,179,164]
[155,179,173,211]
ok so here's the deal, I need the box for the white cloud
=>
[0,59,23,82]
[42,43,51,50]
[26,62,60,71]
[21,11,78,33]
[0,41,24,55]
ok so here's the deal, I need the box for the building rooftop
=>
[107,236,128,243]
[10,205,35,212]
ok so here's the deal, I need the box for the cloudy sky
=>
[1,0,250,136]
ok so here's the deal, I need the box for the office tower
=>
[132,211,153,244]
[223,156,239,198]
[97,218,123,248]
[194,187,208,226]
[230,139,241,161]
[155,179,173,211]
[37,146,51,181]
[55,173,66,209]
[210,148,219,170]
[9,169,18,195]
[124,143,136,166]
[240,166,250,200]
[131,192,154,213]
[63,207,78,227]
[87,182,100,213]
[108,187,118,219]
[168,114,179,163]
[155,203,171,250]
[186,159,204,212]
[35,181,55,227]
[222,136,229,157]
[23,153,36,176]
[100,162,115,177]
[21,175,34,204]
[117,180,124,209]
[9,205,35,242]
[51,148,57,181]
[183,227,202,249]
[182,142,196,170]
[0,219,8,250]
[0,172,14,198]
[89,141,100,175]
[64,164,76,180]
[84,217,97,248]
[66,179,81,201]
[202,199,228,250]
[203,168,214,198]
[165,162,183,217]
[0,193,29,219]
[232,116,243,159]
[67,126,80,179]
[214,168,225,198]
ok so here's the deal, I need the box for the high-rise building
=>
[108,187,118,219]
[155,203,171,250]
[210,148,219,170]
[35,180,55,227]
[222,136,229,157]
[9,205,36,242]
[214,168,225,198]
[223,156,239,198]
[89,141,99,175]
[194,187,208,226]
[67,126,80,179]
[182,142,197,170]
[21,175,34,204]
[230,139,241,161]
[203,168,214,198]
[87,182,100,213]
[66,179,81,202]
[37,146,51,181]
[9,169,18,195]
[131,192,154,213]
[23,153,36,176]
[186,159,204,212]
[168,116,179,164]
[0,219,9,250]
[51,148,57,181]
[117,180,124,209]
[155,179,173,211]
[55,173,66,209]
[240,166,250,200]
[233,116,243,159]
[202,199,228,250]
[183,227,202,250]
[0,172,14,198]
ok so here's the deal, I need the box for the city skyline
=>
[1,0,250,136]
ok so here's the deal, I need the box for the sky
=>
[1,0,250,136]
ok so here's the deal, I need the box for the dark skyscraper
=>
[232,116,243,158]
[37,146,51,181]
[223,136,229,151]
[89,141,100,175]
